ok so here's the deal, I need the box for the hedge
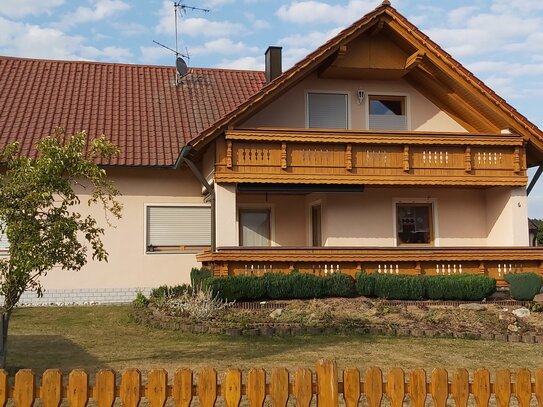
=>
[355,272,495,301]
[190,267,212,289]
[504,272,542,300]
[206,271,356,301]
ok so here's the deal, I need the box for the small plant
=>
[526,301,543,312]
[159,285,235,320]
[133,291,149,308]
[150,284,192,300]
[190,267,212,289]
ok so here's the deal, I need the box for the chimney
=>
[265,46,282,83]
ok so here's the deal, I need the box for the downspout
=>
[176,145,216,252]
[527,162,543,196]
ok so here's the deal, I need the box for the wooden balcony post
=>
[513,146,520,174]
[281,142,287,170]
[478,261,485,275]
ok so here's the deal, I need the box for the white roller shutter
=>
[146,206,211,247]
[308,93,348,129]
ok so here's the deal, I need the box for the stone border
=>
[132,307,543,344]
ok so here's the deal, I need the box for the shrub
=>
[158,285,235,320]
[425,275,495,301]
[190,267,212,289]
[372,274,426,300]
[323,273,356,297]
[504,272,542,300]
[133,291,149,308]
[355,272,376,296]
[206,275,266,301]
[150,284,192,300]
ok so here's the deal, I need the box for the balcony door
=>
[239,208,271,246]
[311,204,322,246]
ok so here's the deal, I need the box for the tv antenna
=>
[153,2,209,84]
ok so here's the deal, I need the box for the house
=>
[1,0,543,304]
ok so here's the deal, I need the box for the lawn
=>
[9,305,543,375]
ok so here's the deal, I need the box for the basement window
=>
[146,205,211,253]
[369,95,407,130]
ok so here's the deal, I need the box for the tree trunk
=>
[0,311,10,369]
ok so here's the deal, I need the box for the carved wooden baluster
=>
[403,145,410,172]
[513,146,520,173]
[226,140,233,168]
[281,142,287,170]
[345,144,352,171]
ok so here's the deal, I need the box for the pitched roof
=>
[188,2,543,165]
[0,56,265,166]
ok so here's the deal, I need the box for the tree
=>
[0,129,122,367]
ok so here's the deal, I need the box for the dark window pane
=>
[397,204,431,244]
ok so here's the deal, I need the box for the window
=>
[396,203,432,245]
[369,95,407,130]
[307,92,348,129]
[146,205,211,253]
[0,225,8,255]
[239,208,271,246]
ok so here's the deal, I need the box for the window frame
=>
[305,90,351,130]
[237,204,275,247]
[392,199,438,247]
[365,92,410,131]
[144,203,212,255]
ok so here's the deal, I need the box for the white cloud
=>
[0,0,64,19]
[217,56,263,70]
[276,0,375,25]
[112,22,148,37]
[191,38,258,56]
[139,46,172,64]
[60,0,129,27]
[244,12,270,30]
[80,45,133,62]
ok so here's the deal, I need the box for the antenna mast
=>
[174,2,210,57]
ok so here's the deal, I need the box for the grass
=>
[9,305,543,375]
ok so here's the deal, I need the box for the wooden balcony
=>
[197,246,543,285]
[215,129,527,186]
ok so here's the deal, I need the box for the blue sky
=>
[2,0,543,216]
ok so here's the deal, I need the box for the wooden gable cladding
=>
[215,129,527,186]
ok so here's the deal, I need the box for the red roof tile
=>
[0,56,265,166]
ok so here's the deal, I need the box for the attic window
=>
[369,95,407,130]
[307,92,348,129]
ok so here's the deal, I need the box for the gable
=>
[190,2,543,166]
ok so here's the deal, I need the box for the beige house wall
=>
[39,167,205,292]
[485,187,529,246]
[242,73,467,132]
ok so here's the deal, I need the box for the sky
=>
[2,0,543,216]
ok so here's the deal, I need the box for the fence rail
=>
[4,360,543,407]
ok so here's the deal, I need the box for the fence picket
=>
[386,368,405,407]
[495,369,511,407]
[342,368,360,407]
[535,369,543,407]
[247,368,266,407]
[120,369,141,407]
[270,368,289,407]
[430,369,448,407]
[68,370,88,407]
[408,369,426,407]
[293,368,312,407]
[316,360,338,407]
[473,369,491,407]
[14,370,34,407]
[198,368,217,407]
[41,370,62,407]
[365,367,383,407]
[0,370,7,407]
[173,369,193,407]
[223,369,241,407]
[147,369,167,407]
[515,369,532,407]
[94,370,115,407]
[451,369,469,407]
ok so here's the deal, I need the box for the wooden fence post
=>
[473,369,491,407]
[40,369,62,407]
[293,368,312,407]
[342,368,360,407]
[451,368,469,407]
[408,369,426,407]
[316,360,338,407]
[222,369,241,407]
[173,369,193,407]
[94,370,115,407]
[270,368,289,407]
[515,369,532,407]
[535,369,543,407]
[386,368,405,407]
[14,370,35,407]
[120,369,141,407]
[364,367,382,407]
[198,368,217,407]
[147,369,167,407]
[0,370,7,407]
[495,369,511,407]
[431,369,448,407]
[68,370,88,407]
[247,368,266,407]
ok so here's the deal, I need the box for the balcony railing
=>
[197,246,543,285]
[214,129,527,186]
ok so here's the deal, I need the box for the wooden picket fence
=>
[5,360,543,407]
